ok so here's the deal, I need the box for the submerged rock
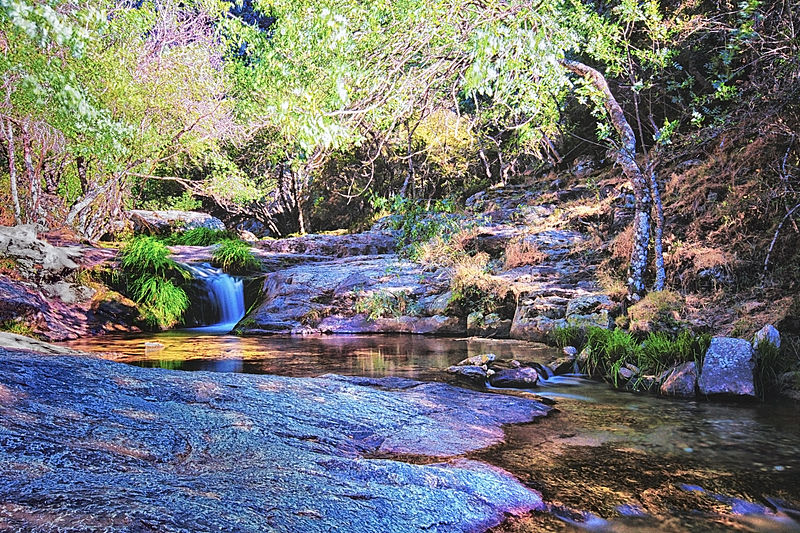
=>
[698,337,756,398]
[0,345,550,532]
[456,353,496,367]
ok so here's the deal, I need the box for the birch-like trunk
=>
[2,120,21,224]
[561,59,653,298]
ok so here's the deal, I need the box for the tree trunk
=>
[648,163,666,290]
[21,124,41,225]
[2,120,21,224]
[561,59,654,299]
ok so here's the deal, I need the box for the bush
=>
[504,237,547,269]
[119,236,190,329]
[448,252,512,318]
[549,326,587,349]
[0,319,38,338]
[212,239,260,274]
[354,289,420,320]
[754,340,794,398]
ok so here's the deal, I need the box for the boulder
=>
[659,362,698,398]
[446,365,488,385]
[753,324,781,350]
[489,367,539,389]
[0,224,80,281]
[128,210,226,234]
[0,346,551,532]
[698,337,756,398]
[547,354,576,376]
[457,353,497,367]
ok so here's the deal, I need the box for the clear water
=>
[62,333,800,532]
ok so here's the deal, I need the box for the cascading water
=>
[181,263,245,334]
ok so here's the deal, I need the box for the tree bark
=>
[648,163,666,290]
[561,59,653,298]
[2,120,21,224]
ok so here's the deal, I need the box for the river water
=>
[63,333,800,532]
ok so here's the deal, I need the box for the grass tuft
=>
[212,239,260,274]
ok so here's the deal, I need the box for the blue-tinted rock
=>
[489,367,539,389]
[698,337,756,397]
[0,346,549,532]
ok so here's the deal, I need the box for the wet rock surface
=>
[698,337,757,398]
[0,346,550,532]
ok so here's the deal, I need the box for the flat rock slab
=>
[0,347,549,532]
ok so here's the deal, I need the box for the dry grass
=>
[610,224,634,265]
[450,252,511,301]
[504,237,547,269]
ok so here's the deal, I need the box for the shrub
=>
[754,340,794,399]
[576,326,711,388]
[119,236,190,329]
[549,326,587,349]
[212,239,260,274]
[0,319,38,338]
[354,290,419,320]
[448,252,512,318]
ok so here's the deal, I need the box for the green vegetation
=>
[354,290,420,321]
[118,236,189,329]
[163,228,236,247]
[211,239,260,274]
[754,340,795,399]
[0,319,38,338]
[552,326,711,388]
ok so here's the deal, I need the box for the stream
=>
[63,333,800,532]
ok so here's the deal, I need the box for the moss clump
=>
[627,290,685,335]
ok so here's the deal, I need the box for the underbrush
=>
[354,289,420,320]
[552,326,711,387]
[117,236,190,329]
[373,195,466,260]
[448,252,514,319]
[211,239,260,274]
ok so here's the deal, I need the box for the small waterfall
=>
[181,263,245,334]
